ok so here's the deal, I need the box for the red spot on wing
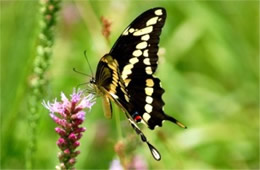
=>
[134,115,142,122]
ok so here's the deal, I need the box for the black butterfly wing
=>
[110,7,165,74]
[109,7,186,129]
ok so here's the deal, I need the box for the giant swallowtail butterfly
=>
[90,7,186,161]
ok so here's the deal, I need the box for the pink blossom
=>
[42,89,95,169]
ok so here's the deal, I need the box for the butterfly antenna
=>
[73,68,92,78]
[84,50,94,77]
[127,117,161,161]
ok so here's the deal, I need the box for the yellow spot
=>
[129,57,139,64]
[143,112,151,122]
[133,26,153,36]
[122,74,127,80]
[132,50,142,57]
[145,96,153,104]
[122,64,133,80]
[143,49,149,57]
[136,42,148,49]
[124,64,133,71]
[124,94,130,102]
[145,87,153,96]
[145,104,153,113]
[146,17,158,26]
[122,27,129,35]
[141,34,150,41]
[143,58,151,65]
[155,9,163,16]
[146,79,154,87]
[124,79,131,86]
[129,28,135,33]
[145,66,153,75]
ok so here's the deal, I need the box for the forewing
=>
[109,7,166,76]
[109,7,185,129]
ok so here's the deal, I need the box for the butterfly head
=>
[89,76,104,97]
[89,77,98,93]
[90,77,96,84]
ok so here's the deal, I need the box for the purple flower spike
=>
[42,89,95,169]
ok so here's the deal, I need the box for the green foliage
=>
[1,1,259,169]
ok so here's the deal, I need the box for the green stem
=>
[26,0,61,169]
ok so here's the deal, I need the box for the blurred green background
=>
[1,0,259,169]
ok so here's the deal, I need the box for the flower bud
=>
[55,127,66,136]
[68,133,77,141]
[64,149,70,155]
[73,141,80,148]
[69,158,76,165]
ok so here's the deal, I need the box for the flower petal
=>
[71,89,82,103]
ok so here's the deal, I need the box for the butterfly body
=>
[90,7,186,160]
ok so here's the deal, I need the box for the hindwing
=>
[95,54,130,111]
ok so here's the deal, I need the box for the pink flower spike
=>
[43,89,96,169]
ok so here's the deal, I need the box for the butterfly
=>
[90,7,186,161]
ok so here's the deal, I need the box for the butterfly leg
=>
[127,117,161,161]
